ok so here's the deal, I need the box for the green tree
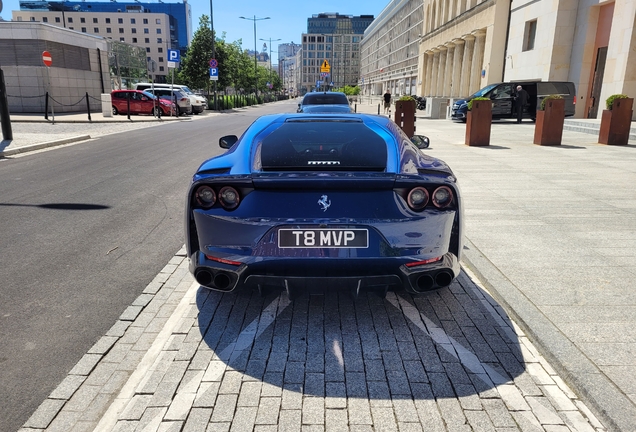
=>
[180,15,214,91]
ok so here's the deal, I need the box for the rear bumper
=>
[189,250,460,295]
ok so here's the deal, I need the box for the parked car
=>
[146,88,192,115]
[134,83,206,114]
[111,90,176,116]
[451,81,576,122]
[297,91,353,113]
[184,113,462,299]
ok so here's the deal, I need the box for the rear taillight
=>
[573,95,576,104]
[181,98,189,102]
[407,187,429,211]
[218,186,240,209]
[432,186,453,209]
[195,186,216,208]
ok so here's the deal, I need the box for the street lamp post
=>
[210,0,217,110]
[239,15,270,97]
[259,37,281,91]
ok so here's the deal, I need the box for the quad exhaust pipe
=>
[195,269,236,292]
[411,269,454,293]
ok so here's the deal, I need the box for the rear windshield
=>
[302,93,349,105]
[259,120,387,171]
[537,82,573,96]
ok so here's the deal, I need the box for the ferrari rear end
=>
[185,114,462,296]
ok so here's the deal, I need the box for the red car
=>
[111,90,176,116]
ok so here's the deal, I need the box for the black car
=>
[185,113,463,299]
[297,91,353,113]
[451,81,576,122]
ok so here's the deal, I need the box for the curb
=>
[460,237,636,432]
[1,135,92,157]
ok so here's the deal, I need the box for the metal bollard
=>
[86,93,91,122]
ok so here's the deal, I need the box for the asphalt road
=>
[0,102,294,432]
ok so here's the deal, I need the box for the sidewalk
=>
[360,103,636,431]
[0,111,190,157]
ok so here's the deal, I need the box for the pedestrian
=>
[514,85,529,123]
[383,90,391,115]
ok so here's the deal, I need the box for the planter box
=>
[465,100,491,146]
[599,98,633,146]
[394,100,416,137]
[533,99,564,146]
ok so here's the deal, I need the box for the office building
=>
[300,13,374,94]
[13,0,191,81]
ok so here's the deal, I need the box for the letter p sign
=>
[167,49,180,63]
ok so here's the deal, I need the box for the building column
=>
[469,29,486,95]
[451,38,465,98]
[430,48,440,98]
[443,42,455,97]
[425,51,434,96]
[436,46,447,97]
[459,34,475,97]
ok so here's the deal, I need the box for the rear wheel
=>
[112,106,118,115]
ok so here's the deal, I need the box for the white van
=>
[134,83,206,114]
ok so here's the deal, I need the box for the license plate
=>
[278,229,368,248]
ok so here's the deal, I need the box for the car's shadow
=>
[196,270,525,399]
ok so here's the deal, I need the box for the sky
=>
[0,0,392,64]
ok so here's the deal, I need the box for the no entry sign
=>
[42,51,52,67]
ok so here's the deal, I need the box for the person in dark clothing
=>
[383,90,391,114]
[514,85,529,123]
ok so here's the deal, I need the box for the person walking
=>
[383,90,391,115]
[514,85,529,123]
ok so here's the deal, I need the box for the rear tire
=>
[112,106,118,115]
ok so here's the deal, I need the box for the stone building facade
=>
[359,0,424,98]
[505,0,636,119]
[418,0,510,101]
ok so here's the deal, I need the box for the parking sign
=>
[168,49,180,62]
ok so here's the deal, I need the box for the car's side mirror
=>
[410,135,430,149]
[219,135,238,149]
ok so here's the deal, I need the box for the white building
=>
[506,0,636,119]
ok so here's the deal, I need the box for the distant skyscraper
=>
[300,12,374,94]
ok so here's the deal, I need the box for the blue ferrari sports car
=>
[185,113,463,298]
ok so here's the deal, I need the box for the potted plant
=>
[465,97,492,146]
[394,96,417,137]
[533,94,565,146]
[599,94,633,146]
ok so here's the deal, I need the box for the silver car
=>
[147,88,192,116]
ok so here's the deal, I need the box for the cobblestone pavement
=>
[22,249,605,432]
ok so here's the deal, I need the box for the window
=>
[156,19,161,24]
[523,19,537,51]
[80,17,85,23]
[156,28,161,34]
[146,47,151,53]
[107,28,112,33]
[143,18,148,24]
[159,66,164,72]
[67,17,73,23]
[55,17,60,22]
[158,57,164,62]
[120,37,125,41]
[69,27,73,30]
[132,28,137,33]
[81,27,86,32]
[119,28,124,33]
[132,37,137,43]
[105,18,110,23]
[145,38,150,43]
[158,47,163,53]
[144,28,149,34]
[42,17,48,22]
[131,18,136,24]
[118,18,123,24]
[94,28,99,33]
[30,17,35,22]
[93,18,98,23]
[157,38,162,43]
